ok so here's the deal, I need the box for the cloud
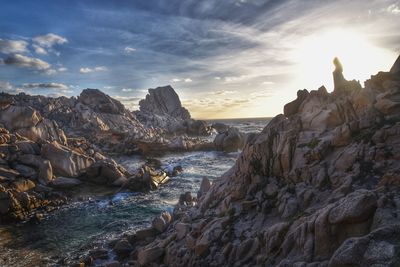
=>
[58,67,67,72]
[0,81,13,91]
[2,54,50,70]
[79,66,108,73]
[387,3,400,14]
[22,82,69,90]
[122,88,133,92]
[33,33,68,48]
[0,39,28,54]
[171,77,193,83]
[212,90,237,95]
[32,44,48,55]
[32,33,67,55]
[124,46,136,53]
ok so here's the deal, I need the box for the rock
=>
[15,140,40,155]
[175,223,191,239]
[12,179,35,192]
[103,261,121,267]
[151,211,172,232]
[212,122,230,134]
[89,248,109,260]
[328,190,377,224]
[137,245,164,266]
[12,164,36,178]
[198,177,211,198]
[284,89,309,117]
[49,177,82,189]
[113,239,133,258]
[329,225,400,267]
[18,154,53,184]
[79,89,125,115]
[138,85,190,120]
[0,105,41,131]
[389,55,400,74]
[41,141,94,178]
[0,167,20,180]
[214,127,244,152]
[85,159,127,186]
[135,227,159,241]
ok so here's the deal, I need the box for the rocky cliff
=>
[102,56,400,267]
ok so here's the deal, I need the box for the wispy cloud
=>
[80,66,108,73]
[33,33,67,47]
[124,46,136,53]
[22,82,69,90]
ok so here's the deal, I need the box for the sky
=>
[0,0,399,119]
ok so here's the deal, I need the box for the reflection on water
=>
[0,151,237,266]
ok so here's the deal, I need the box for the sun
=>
[292,28,397,91]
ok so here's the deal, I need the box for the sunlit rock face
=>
[113,56,400,266]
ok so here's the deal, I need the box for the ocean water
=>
[0,118,270,266]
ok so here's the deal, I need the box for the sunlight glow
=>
[292,28,397,91]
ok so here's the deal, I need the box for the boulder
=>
[214,127,244,152]
[18,154,53,184]
[0,105,41,131]
[85,159,127,186]
[41,141,94,178]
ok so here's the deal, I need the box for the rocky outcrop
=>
[2,89,157,155]
[96,55,400,266]
[213,127,245,152]
[138,85,191,120]
[135,85,211,136]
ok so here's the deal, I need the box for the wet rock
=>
[113,239,133,258]
[89,248,109,260]
[152,211,172,233]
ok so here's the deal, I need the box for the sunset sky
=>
[0,0,399,118]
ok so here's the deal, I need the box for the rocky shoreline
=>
[66,56,400,267]
[0,83,245,223]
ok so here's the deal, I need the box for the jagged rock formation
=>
[2,89,157,154]
[135,86,211,136]
[99,56,400,267]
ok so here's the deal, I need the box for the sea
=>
[0,117,271,266]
